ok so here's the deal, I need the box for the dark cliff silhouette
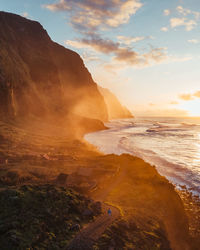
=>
[0,11,108,122]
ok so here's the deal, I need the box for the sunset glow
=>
[1,2,200,248]
[179,99,200,117]
[1,0,200,116]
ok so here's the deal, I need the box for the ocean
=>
[85,117,200,195]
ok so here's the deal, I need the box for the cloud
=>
[117,35,146,45]
[65,37,168,67]
[194,91,200,98]
[179,91,200,101]
[65,40,91,49]
[117,35,155,45]
[170,101,179,105]
[184,20,197,31]
[143,47,168,64]
[47,0,192,71]
[44,0,143,32]
[176,6,191,16]
[161,27,168,32]
[82,52,99,62]
[170,17,197,31]
[66,36,193,68]
[170,17,185,27]
[170,55,192,62]
[176,5,200,20]
[163,5,200,32]
[188,39,199,44]
[164,9,170,16]
[179,93,194,101]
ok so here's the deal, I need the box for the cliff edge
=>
[0,11,108,121]
[98,86,133,120]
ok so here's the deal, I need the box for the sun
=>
[179,99,200,117]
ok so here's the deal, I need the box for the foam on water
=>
[85,117,200,195]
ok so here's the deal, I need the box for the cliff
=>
[98,86,133,120]
[0,122,190,249]
[0,11,191,250]
[0,11,108,122]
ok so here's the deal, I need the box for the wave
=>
[181,122,198,127]
[119,137,200,194]
[85,117,200,196]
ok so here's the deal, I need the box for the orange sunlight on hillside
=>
[179,100,200,117]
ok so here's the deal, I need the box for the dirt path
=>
[67,203,120,250]
[67,164,124,249]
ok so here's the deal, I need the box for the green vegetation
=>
[94,219,171,250]
[0,185,101,250]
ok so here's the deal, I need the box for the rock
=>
[0,11,108,122]
[56,173,68,185]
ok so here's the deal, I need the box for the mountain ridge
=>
[0,11,108,122]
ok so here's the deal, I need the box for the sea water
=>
[85,117,200,195]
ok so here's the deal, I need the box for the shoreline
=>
[84,125,200,247]
[0,118,197,249]
[84,119,200,198]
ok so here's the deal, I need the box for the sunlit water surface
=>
[85,117,200,195]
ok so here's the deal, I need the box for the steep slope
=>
[0,11,108,121]
[98,86,133,120]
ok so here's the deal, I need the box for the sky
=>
[1,0,200,117]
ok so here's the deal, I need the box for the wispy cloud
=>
[188,39,199,44]
[46,1,193,70]
[170,17,197,31]
[170,101,179,105]
[161,27,168,32]
[176,6,200,20]
[117,35,146,45]
[179,93,194,101]
[194,91,200,98]
[163,9,170,16]
[179,90,200,101]
[44,0,143,32]
[45,0,166,69]
[163,5,200,31]
[65,37,168,67]
[82,52,99,62]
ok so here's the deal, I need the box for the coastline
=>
[84,123,200,249]
[0,118,197,249]
[85,117,200,197]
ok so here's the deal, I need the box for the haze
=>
[1,0,200,117]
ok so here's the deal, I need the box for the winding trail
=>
[67,165,124,249]
[67,203,120,250]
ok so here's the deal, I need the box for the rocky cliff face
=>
[98,86,133,120]
[0,11,108,121]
